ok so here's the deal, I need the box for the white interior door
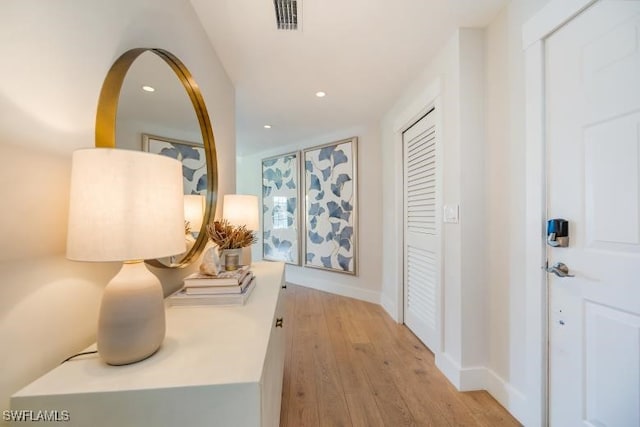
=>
[546,1,640,425]
[403,108,441,352]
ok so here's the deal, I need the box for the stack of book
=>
[167,265,255,306]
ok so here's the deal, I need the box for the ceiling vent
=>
[273,0,299,30]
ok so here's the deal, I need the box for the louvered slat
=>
[407,156,436,172]
[406,245,437,329]
[403,109,439,353]
[406,126,435,150]
[408,147,436,165]
[408,201,435,209]
[407,195,433,205]
[406,122,436,236]
[408,144,435,159]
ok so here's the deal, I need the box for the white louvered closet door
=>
[403,109,441,352]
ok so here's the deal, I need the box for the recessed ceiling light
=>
[141,85,155,92]
[315,91,326,98]
[264,125,272,129]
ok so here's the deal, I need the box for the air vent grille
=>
[274,0,299,30]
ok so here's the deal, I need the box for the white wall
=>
[485,4,512,392]
[381,27,488,386]
[380,33,457,320]
[484,0,552,423]
[0,0,235,421]
[237,125,383,303]
[379,1,552,424]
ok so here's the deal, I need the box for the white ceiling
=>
[189,0,508,156]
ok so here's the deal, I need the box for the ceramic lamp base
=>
[97,261,166,365]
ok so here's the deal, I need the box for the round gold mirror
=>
[95,48,218,268]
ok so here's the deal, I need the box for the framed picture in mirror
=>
[142,134,207,196]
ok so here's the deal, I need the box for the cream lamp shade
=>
[67,149,186,261]
[66,148,185,365]
[223,194,259,266]
[223,194,259,230]
[183,194,205,233]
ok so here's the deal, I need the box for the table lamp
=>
[223,194,259,265]
[183,194,205,237]
[66,148,185,365]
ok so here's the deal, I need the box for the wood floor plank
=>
[307,290,352,427]
[320,293,385,426]
[457,391,521,427]
[371,300,520,426]
[336,297,370,345]
[370,305,500,427]
[344,393,385,427]
[285,286,320,427]
[354,342,418,426]
[354,299,455,426]
[320,293,371,394]
[279,285,522,427]
[279,284,297,427]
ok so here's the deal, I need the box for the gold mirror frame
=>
[95,48,218,268]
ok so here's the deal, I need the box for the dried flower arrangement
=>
[206,219,257,253]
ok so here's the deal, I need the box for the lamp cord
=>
[61,351,98,364]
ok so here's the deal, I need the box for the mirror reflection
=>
[116,52,202,149]
[96,49,217,268]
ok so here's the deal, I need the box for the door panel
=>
[583,13,640,123]
[546,1,640,425]
[403,109,441,352]
[584,113,640,250]
[584,302,640,427]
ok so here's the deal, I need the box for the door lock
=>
[547,219,569,247]
[546,262,574,278]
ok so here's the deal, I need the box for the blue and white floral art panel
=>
[303,137,357,274]
[142,134,207,196]
[262,152,300,265]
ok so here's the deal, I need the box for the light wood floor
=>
[279,284,521,427]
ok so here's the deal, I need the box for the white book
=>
[184,274,254,295]
[167,278,256,307]
[183,266,251,287]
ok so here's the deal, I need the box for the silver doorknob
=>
[546,262,574,278]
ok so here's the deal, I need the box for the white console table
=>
[11,261,286,427]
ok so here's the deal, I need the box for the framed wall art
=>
[262,151,301,265]
[142,134,207,195]
[303,137,357,274]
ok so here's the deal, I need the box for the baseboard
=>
[286,279,380,304]
[380,293,399,322]
[435,353,526,425]
[484,370,527,425]
[435,352,484,390]
[435,352,463,389]
[459,366,488,391]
